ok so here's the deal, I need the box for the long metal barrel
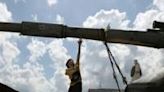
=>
[153,21,164,29]
[0,21,164,48]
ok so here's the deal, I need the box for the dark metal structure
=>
[0,83,18,92]
[0,21,164,48]
[125,79,164,92]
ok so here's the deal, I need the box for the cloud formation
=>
[0,0,164,92]
[27,39,47,62]
[0,3,12,22]
[83,9,130,29]
[153,0,164,11]
[56,14,64,24]
[47,0,58,7]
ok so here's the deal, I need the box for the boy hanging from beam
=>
[65,39,82,92]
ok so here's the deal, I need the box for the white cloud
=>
[0,3,12,22]
[81,41,114,91]
[80,41,131,91]
[2,41,20,64]
[153,0,164,11]
[47,0,58,7]
[99,49,108,58]
[0,37,55,92]
[65,38,78,42]
[24,39,70,92]
[133,9,164,30]
[47,39,70,64]
[136,47,163,71]
[0,61,56,92]
[31,14,38,21]
[56,14,64,24]
[27,39,47,62]
[83,9,130,29]
[47,39,70,92]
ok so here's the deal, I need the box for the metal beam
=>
[0,21,164,48]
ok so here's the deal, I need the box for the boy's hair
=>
[66,58,74,68]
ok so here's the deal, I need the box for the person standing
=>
[131,59,142,81]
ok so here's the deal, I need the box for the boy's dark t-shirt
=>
[66,64,82,92]
[71,69,81,85]
[66,65,82,86]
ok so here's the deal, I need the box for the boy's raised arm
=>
[76,39,82,66]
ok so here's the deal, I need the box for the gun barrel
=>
[153,21,164,29]
[0,22,21,32]
[0,21,164,48]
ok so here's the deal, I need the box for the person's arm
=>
[76,39,82,66]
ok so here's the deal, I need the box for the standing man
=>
[131,59,142,81]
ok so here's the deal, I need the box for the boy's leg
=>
[75,82,82,92]
[69,82,82,92]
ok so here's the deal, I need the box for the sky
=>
[0,0,164,92]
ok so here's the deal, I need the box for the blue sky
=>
[2,0,152,25]
[0,0,164,92]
